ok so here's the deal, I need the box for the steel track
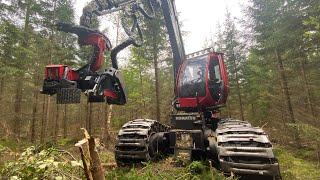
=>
[115,118,281,179]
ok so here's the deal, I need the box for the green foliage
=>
[242,0,320,127]
[115,7,173,122]
[188,161,206,174]
[105,159,229,180]
[100,150,116,164]
[287,122,320,153]
[274,146,320,180]
[1,146,83,179]
[0,138,31,151]
[57,138,77,147]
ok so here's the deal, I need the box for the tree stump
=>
[75,128,105,180]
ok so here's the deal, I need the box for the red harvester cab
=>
[176,51,229,111]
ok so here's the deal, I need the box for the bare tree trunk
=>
[103,104,110,143]
[43,0,56,142]
[251,103,255,119]
[77,102,83,138]
[278,78,288,130]
[0,77,4,103]
[13,80,23,139]
[275,50,295,123]
[317,143,320,168]
[96,104,100,126]
[88,102,93,134]
[107,104,113,126]
[226,102,231,118]
[54,104,59,142]
[40,96,47,143]
[13,0,31,140]
[99,103,103,134]
[45,96,51,141]
[0,77,4,127]
[30,84,39,143]
[153,52,161,121]
[85,102,89,130]
[232,55,244,121]
[275,49,299,144]
[138,56,146,114]
[63,104,67,138]
[299,57,316,119]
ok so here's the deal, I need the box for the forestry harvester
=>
[41,0,281,179]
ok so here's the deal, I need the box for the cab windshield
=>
[179,56,207,98]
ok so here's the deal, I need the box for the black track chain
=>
[57,88,81,104]
[115,119,170,165]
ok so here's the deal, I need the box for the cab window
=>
[208,58,222,101]
[209,59,221,82]
[179,56,207,97]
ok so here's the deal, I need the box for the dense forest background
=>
[0,0,319,178]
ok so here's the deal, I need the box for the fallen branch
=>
[56,149,78,161]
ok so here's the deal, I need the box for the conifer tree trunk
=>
[13,80,23,139]
[45,97,51,140]
[54,104,59,142]
[275,49,300,144]
[14,0,31,140]
[138,58,146,112]
[85,101,89,130]
[63,104,67,138]
[232,55,244,121]
[0,77,3,124]
[0,77,4,103]
[40,96,47,143]
[153,52,161,121]
[299,57,316,119]
[250,103,255,119]
[88,102,93,134]
[103,104,110,143]
[30,83,39,143]
[226,102,232,118]
[45,0,56,141]
[275,50,295,123]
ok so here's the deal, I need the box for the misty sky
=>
[74,0,246,53]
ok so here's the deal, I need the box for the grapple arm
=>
[41,23,127,105]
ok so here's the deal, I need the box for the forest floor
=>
[0,138,319,179]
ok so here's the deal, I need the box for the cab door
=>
[207,53,229,105]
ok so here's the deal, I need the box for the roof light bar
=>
[186,47,214,59]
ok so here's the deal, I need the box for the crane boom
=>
[80,0,186,86]
[159,0,185,84]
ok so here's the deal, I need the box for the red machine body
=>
[42,24,127,105]
[176,50,229,111]
[78,33,107,72]
[45,65,79,81]
[44,32,108,82]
